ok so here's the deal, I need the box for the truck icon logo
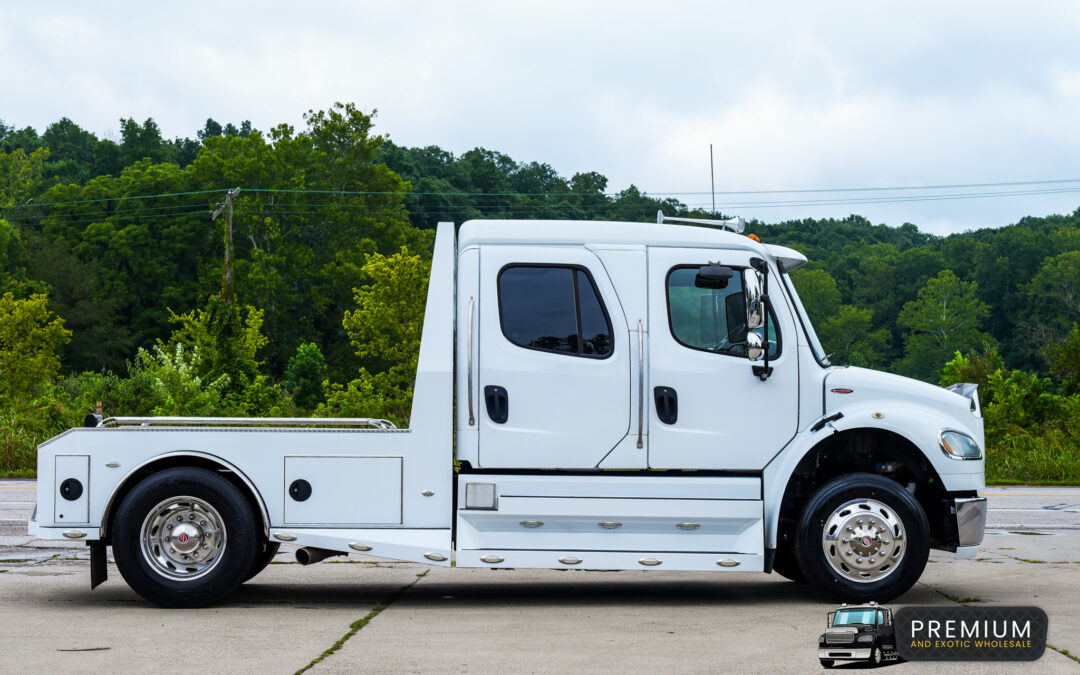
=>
[178,533,189,544]
[818,602,900,668]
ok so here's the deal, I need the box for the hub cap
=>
[140,496,226,581]
[822,498,905,583]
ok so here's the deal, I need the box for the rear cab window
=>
[498,265,614,358]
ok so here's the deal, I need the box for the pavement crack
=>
[295,570,429,674]
[1047,644,1080,664]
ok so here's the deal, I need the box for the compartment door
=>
[284,457,402,525]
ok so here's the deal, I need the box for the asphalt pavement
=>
[1,481,1078,673]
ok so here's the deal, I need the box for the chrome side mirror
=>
[746,332,764,361]
[744,269,764,330]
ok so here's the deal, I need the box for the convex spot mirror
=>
[746,332,764,361]
[695,262,734,289]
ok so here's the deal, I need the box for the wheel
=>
[871,644,883,666]
[112,467,259,607]
[819,660,834,668]
[770,548,807,583]
[245,541,281,582]
[795,473,929,603]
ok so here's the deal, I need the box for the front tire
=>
[112,467,259,607]
[795,473,929,603]
[871,644,883,666]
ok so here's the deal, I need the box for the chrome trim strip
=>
[636,318,644,449]
[467,296,476,426]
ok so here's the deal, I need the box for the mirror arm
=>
[749,257,773,381]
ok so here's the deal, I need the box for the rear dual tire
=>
[113,467,259,608]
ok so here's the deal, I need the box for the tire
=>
[112,467,259,607]
[244,541,281,582]
[795,473,929,604]
[771,549,807,583]
[819,660,834,668]
[871,644,883,666]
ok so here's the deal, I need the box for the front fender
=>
[762,401,984,549]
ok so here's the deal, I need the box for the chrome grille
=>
[826,632,854,645]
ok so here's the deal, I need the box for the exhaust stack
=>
[295,547,346,565]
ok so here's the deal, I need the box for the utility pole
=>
[210,187,240,304]
[709,144,716,216]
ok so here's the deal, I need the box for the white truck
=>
[30,219,988,607]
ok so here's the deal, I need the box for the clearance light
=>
[748,233,761,242]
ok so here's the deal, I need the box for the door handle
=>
[484,385,509,424]
[654,386,678,425]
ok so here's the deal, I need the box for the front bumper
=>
[954,496,987,558]
[818,647,871,661]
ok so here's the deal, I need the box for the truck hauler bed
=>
[30,219,988,607]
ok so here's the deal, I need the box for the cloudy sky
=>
[2,2,1079,234]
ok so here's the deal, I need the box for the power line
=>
[5,177,1080,210]
[3,188,226,209]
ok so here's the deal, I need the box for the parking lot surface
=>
[2,482,1078,673]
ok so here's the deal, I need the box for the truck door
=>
[647,247,799,470]
[477,246,632,468]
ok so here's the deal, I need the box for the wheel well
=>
[101,454,269,541]
[777,428,956,553]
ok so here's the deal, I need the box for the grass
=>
[985,430,1080,485]
[944,594,982,604]
[294,570,428,674]
[1048,645,1080,664]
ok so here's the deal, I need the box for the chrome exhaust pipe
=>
[295,547,346,565]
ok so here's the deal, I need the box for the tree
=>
[284,342,328,410]
[788,268,841,325]
[322,247,430,424]
[896,270,992,381]
[818,305,890,368]
[0,293,71,406]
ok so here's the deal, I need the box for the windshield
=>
[781,272,829,366]
[833,609,878,626]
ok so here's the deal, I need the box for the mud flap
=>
[89,541,107,589]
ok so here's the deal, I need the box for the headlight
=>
[858,634,874,643]
[819,636,825,643]
[940,430,982,460]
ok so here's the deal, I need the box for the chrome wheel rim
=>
[821,497,906,583]
[140,496,226,581]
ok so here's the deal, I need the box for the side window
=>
[666,266,780,358]
[498,265,614,358]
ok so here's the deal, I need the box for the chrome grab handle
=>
[467,296,476,426]
[637,318,644,449]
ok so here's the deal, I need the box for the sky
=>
[2,1,1080,235]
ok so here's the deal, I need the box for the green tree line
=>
[1,103,1079,482]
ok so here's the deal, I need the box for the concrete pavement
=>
[2,481,1078,673]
